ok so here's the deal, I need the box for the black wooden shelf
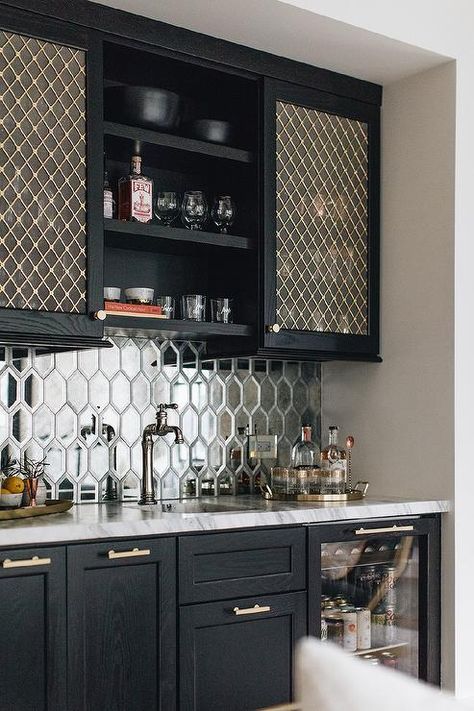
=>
[104,316,252,341]
[104,121,254,164]
[104,219,255,252]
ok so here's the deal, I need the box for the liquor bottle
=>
[321,426,347,474]
[118,155,153,223]
[291,425,319,469]
[103,169,114,219]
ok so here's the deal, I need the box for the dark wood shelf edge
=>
[0,334,112,352]
[104,219,255,251]
[104,121,254,164]
[105,318,253,340]
[203,347,382,363]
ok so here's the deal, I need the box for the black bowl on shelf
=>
[104,85,181,132]
[189,119,234,145]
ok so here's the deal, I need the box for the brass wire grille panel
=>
[0,31,87,313]
[276,101,368,335]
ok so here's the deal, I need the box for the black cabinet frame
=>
[0,6,107,351]
[308,516,441,684]
[262,78,381,360]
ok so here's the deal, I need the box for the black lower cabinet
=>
[67,537,176,711]
[0,546,67,711]
[179,591,307,711]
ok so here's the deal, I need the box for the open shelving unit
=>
[104,219,255,252]
[102,39,259,343]
[104,121,254,164]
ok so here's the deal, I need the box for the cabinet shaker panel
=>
[0,30,87,313]
[275,101,368,336]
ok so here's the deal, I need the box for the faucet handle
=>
[158,403,178,411]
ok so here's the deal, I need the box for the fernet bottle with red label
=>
[118,155,153,223]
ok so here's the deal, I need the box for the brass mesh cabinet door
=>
[264,79,380,360]
[0,30,87,314]
[276,102,368,336]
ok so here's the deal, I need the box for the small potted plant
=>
[17,455,49,507]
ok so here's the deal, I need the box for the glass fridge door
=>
[320,532,419,675]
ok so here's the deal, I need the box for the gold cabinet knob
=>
[92,310,107,321]
[266,323,281,333]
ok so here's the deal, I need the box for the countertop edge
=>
[0,498,450,548]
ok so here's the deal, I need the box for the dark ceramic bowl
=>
[105,85,181,132]
[190,119,234,145]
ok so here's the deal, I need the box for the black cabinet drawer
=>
[179,591,306,711]
[179,528,306,603]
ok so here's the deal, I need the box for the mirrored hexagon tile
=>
[0,339,321,501]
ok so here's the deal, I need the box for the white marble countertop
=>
[0,495,449,547]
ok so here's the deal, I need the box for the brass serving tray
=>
[262,490,365,502]
[0,499,73,520]
[261,481,369,503]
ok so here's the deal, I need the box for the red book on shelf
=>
[104,301,166,318]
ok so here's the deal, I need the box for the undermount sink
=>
[159,498,258,514]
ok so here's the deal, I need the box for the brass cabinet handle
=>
[2,555,51,569]
[355,525,415,536]
[92,310,107,321]
[233,604,271,616]
[107,547,151,560]
[266,323,281,334]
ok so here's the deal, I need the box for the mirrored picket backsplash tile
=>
[0,339,321,503]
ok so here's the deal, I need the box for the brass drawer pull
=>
[92,310,107,321]
[355,525,415,536]
[233,604,271,616]
[2,555,51,569]
[266,323,281,334]
[107,547,151,560]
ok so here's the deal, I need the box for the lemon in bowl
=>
[3,476,25,494]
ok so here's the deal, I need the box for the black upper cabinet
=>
[0,7,108,352]
[0,0,381,360]
[261,79,381,361]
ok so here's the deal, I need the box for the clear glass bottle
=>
[118,155,153,223]
[291,425,320,469]
[103,169,114,219]
[321,426,347,474]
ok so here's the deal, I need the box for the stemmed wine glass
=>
[211,195,236,234]
[181,191,208,230]
[154,191,180,225]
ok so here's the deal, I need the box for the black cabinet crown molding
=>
[0,0,382,105]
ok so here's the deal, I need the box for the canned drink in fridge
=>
[320,616,328,641]
[362,654,381,666]
[381,652,398,669]
[383,566,397,608]
[355,607,371,650]
[385,605,397,643]
[339,609,358,652]
[371,612,386,646]
[324,616,344,647]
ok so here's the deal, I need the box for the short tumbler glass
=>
[210,297,233,324]
[156,296,176,319]
[181,294,207,321]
